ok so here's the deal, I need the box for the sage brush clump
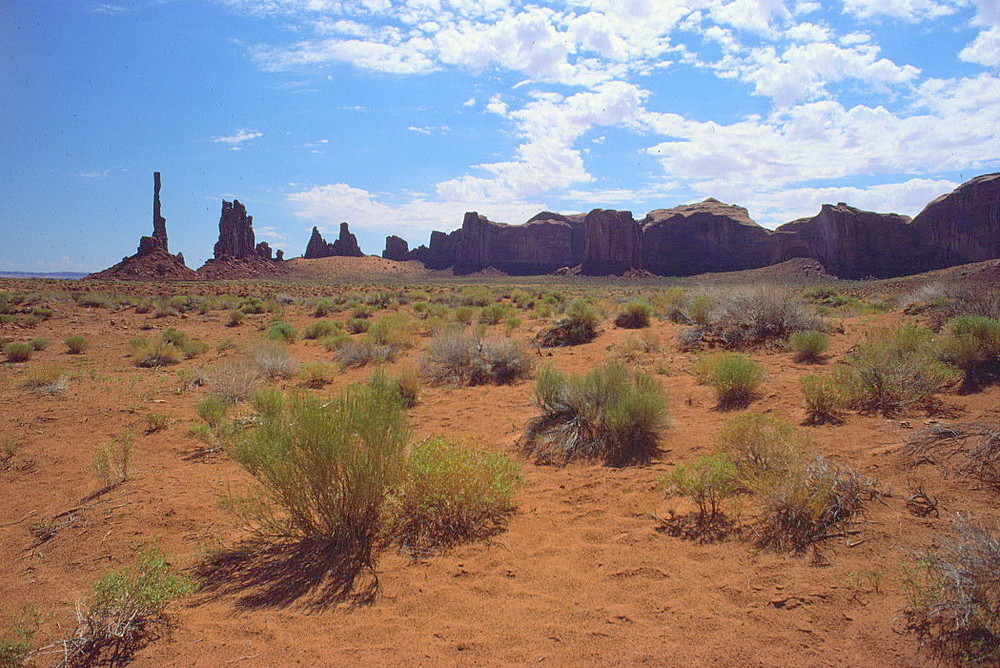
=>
[521,361,667,466]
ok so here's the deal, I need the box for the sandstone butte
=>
[90,171,1000,280]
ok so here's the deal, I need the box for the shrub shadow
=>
[194,539,378,612]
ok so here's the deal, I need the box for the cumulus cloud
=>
[287,182,546,237]
[840,0,960,22]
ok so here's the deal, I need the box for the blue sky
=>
[2,0,999,272]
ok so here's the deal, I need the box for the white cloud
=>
[213,129,264,150]
[961,25,1000,65]
[840,0,960,22]
[462,97,476,106]
[738,178,960,228]
[253,38,437,74]
[287,182,546,237]
[91,4,128,14]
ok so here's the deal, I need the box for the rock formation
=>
[213,200,257,260]
[911,173,1000,269]
[382,235,409,261]
[773,204,918,279]
[199,198,286,278]
[581,209,642,275]
[303,223,364,258]
[642,199,772,276]
[152,171,167,250]
[87,172,199,281]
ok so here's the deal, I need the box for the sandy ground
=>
[1,277,998,667]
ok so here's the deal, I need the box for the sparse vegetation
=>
[905,518,1000,665]
[702,289,822,347]
[21,365,69,396]
[801,374,847,424]
[788,330,829,362]
[64,335,90,354]
[92,432,135,489]
[705,353,765,408]
[223,383,408,568]
[521,361,667,466]
[536,299,600,347]
[421,327,533,386]
[300,361,335,388]
[836,326,959,415]
[614,300,652,329]
[4,342,33,363]
[53,549,194,666]
[395,438,521,552]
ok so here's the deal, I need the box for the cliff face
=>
[773,204,918,279]
[642,199,772,276]
[911,173,1000,269]
[451,212,578,275]
[382,235,409,261]
[581,209,642,275]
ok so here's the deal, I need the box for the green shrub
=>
[0,608,37,668]
[837,326,959,415]
[28,338,49,351]
[479,303,510,325]
[4,343,32,363]
[661,451,739,523]
[939,315,1000,380]
[130,338,182,367]
[239,297,265,314]
[266,321,298,343]
[345,317,370,334]
[521,361,667,466]
[58,549,194,665]
[312,299,336,317]
[395,438,521,551]
[801,375,847,424]
[303,320,339,340]
[226,310,245,327]
[718,413,808,485]
[614,300,652,329]
[300,361,335,388]
[145,413,168,434]
[706,353,765,407]
[196,395,230,427]
[453,305,478,324]
[788,330,829,362]
[536,299,601,347]
[421,328,533,386]
[223,383,408,565]
[904,518,1000,665]
[65,335,90,354]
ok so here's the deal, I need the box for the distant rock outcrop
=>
[382,235,409,261]
[213,200,258,260]
[911,173,1000,269]
[199,198,285,278]
[773,204,918,279]
[303,223,364,258]
[581,209,642,275]
[642,199,771,276]
[87,172,199,281]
